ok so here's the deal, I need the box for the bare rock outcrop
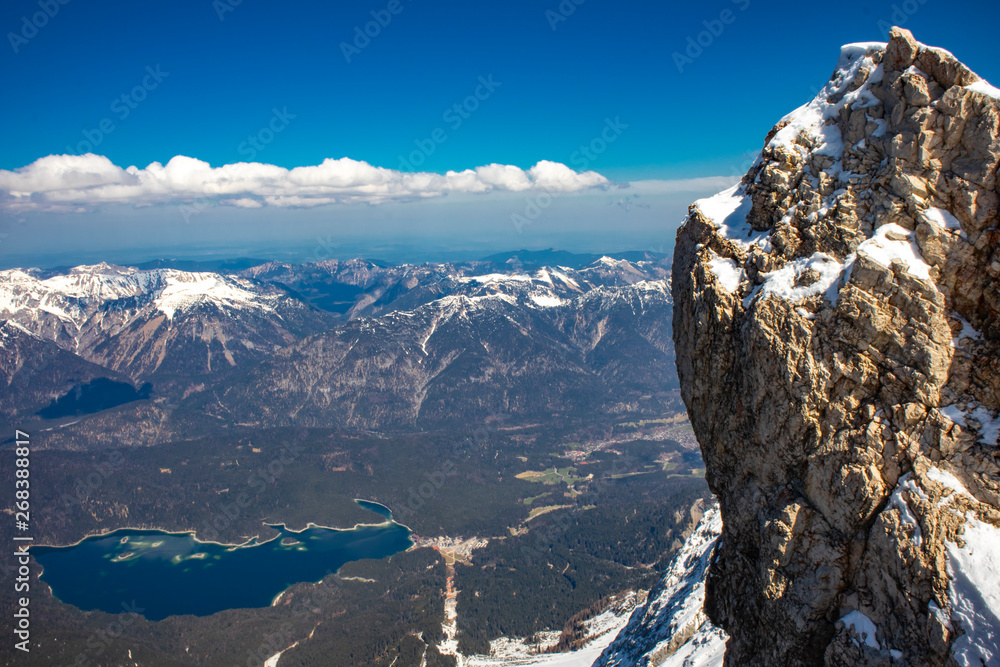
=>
[672,28,1000,666]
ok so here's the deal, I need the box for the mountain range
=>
[0,253,677,436]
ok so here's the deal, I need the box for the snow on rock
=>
[923,207,967,239]
[692,185,768,251]
[946,511,1000,666]
[966,80,1000,100]
[920,467,1000,666]
[950,314,982,348]
[856,223,932,281]
[939,404,1000,447]
[706,253,741,293]
[746,252,852,308]
[768,43,885,159]
[594,505,727,667]
[888,473,926,546]
[840,611,880,649]
[966,407,1000,448]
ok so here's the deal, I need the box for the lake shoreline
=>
[35,499,404,549]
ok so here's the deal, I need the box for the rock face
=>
[672,29,1000,666]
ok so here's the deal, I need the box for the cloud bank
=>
[0,154,611,212]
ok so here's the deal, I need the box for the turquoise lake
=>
[34,500,411,621]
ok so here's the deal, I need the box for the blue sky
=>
[1,0,998,266]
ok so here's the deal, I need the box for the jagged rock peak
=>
[672,28,1000,666]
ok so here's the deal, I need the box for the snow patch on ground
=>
[154,273,271,319]
[654,625,726,667]
[461,274,535,284]
[464,593,637,667]
[530,294,568,308]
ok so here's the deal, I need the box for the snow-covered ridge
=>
[769,42,887,160]
[420,262,667,314]
[0,264,286,324]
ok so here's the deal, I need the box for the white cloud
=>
[0,154,611,212]
[221,197,264,208]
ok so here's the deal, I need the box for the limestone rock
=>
[673,28,1000,666]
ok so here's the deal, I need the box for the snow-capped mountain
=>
[202,271,675,430]
[0,263,335,382]
[0,254,678,435]
[238,253,669,320]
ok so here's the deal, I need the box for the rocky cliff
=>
[672,28,1000,666]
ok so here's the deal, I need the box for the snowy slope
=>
[461,592,640,667]
[594,505,727,667]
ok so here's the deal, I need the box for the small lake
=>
[37,377,152,419]
[35,500,411,621]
